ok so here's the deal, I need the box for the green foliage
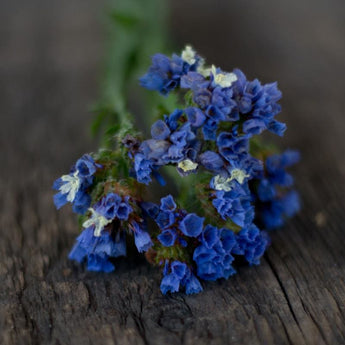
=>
[92,0,174,147]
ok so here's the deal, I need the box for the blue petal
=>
[53,192,68,209]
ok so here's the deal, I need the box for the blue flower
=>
[265,150,300,187]
[160,194,177,211]
[202,118,218,141]
[117,199,133,220]
[69,227,127,273]
[140,47,202,95]
[133,111,199,184]
[201,224,219,249]
[260,190,300,230]
[71,192,91,215]
[254,150,300,230]
[281,190,300,217]
[151,120,171,140]
[171,261,187,279]
[87,253,115,273]
[199,151,224,172]
[132,221,153,253]
[193,225,237,281]
[134,153,154,185]
[179,213,204,237]
[155,210,175,229]
[53,154,100,214]
[180,71,208,89]
[75,154,101,178]
[230,69,285,137]
[160,273,181,294]
[140,54,175,95]
[98,192,122,219]
[217,132,249,162]
[257,179,276,202]
[140,201,160,219]
[157,229,177,247]
[164,109,183,131]
[211,87,237,120]
[184,272,203,295]
[232,225,269,265]
[160,260,202,295]
[185,107,206,127]
[212,187,254,227]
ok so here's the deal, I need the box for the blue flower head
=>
[160,194,177,211]
[140,46,202,95]
[69,227,127,273]
[157,229,177,247]
[53,154,100,214]
[193,224,237,281]
[132,221,153,253]
[160,260,202,295]
[255,149,300,229]
[151,120,171,140]
[179,213,204,237]
[232,225,270,265]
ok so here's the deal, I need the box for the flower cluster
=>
[53,46,300,295]
[144,195,269,294]
[139,45,203,95]
[69,191,153,272]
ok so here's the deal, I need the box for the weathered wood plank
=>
[1,0,345,344]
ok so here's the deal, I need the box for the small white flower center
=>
[230,168,250,184]
[181,45,196,65]
[178,159,198,172]
[213,175,232,192]
[83,208,112,237]
[213,169,249,191]
[197,64,212,77]
[60,171,80,202]
[211,65,237,88]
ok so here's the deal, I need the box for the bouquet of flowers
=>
[53,46,300,295]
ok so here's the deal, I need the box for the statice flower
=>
[140,46,202,95]
[193,225,237,281]
[53,154,101,214]
[69,227,126,272]
[56,46,300,295]
[160,260,203,295]
[255,150,301,230]
[69,192,152,273]
[230,69,286,137]
[133,110,199,184]
[181,72,238,140]
[232,225,270,265]
[211,181,254,227]
[132,220,153,252]
[150,195,204,244]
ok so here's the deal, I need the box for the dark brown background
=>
[1,0,345,344]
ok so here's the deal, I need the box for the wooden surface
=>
[1,0,345,344]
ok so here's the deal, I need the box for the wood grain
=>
[1,0,345,344]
